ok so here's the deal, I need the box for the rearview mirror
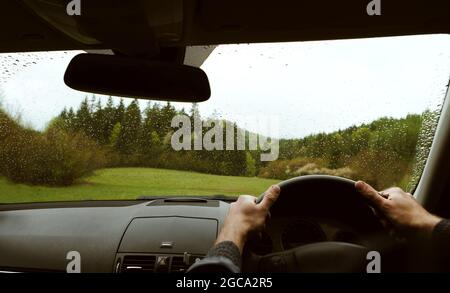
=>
[64,53,211,102]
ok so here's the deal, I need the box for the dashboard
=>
[0,198,229,273]
[0,199,371,273]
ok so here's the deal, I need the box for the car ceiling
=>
[1,0,450,56]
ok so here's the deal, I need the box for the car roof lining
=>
[1,1,450,54]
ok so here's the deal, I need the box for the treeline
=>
[56,97,255,177]
[0,95,424,189]
[260,114,423,189]
[56,97,423,189]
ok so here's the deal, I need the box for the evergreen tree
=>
[143,102,163,139]
[160,102,177,136]
[91,98,104,142]
[60,108,68,120]
[116,99,142,154]
[75,97,92,135]
[110,122,121,146]
[114,98,126,126]
[101,96,117,144]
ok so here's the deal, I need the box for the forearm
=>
[215,226,246,254]
[188,224,245,272]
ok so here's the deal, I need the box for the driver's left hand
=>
[215,185,280,253]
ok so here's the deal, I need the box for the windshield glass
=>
[0,34,449,203]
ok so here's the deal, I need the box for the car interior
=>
[0,0,450,273]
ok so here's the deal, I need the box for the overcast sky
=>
[1,34,449,138]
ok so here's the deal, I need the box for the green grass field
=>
[0,168,279,204]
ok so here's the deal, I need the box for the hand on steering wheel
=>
[355,181,442,239]
[215,185,280,253]
[246,176,383,272]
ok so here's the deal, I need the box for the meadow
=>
[0,167,279,203]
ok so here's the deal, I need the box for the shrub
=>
[43,126,108,185]
[292,163,355,178]
[0,112,107,186]
[258,159,292,180]
[258,157,355,180]
[346,150,409,190]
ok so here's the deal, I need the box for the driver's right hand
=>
[355,181,442,238]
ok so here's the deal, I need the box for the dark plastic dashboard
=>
[0,199,230,273]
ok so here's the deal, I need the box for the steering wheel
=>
[243,175,386,272]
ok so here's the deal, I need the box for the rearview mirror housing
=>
[64,53,211,102]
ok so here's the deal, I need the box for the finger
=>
[355,181,387,209]
[238,194,257,203]
[259,185,280,210]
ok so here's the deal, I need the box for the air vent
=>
[118,254,204,273]
[170,256,189,273]
[121,255,156,273]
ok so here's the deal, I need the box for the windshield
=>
[0,34,449,203]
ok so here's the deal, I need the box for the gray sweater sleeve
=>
[187,241,242,273]
[433,219,450,247]
[431,219,450,271]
